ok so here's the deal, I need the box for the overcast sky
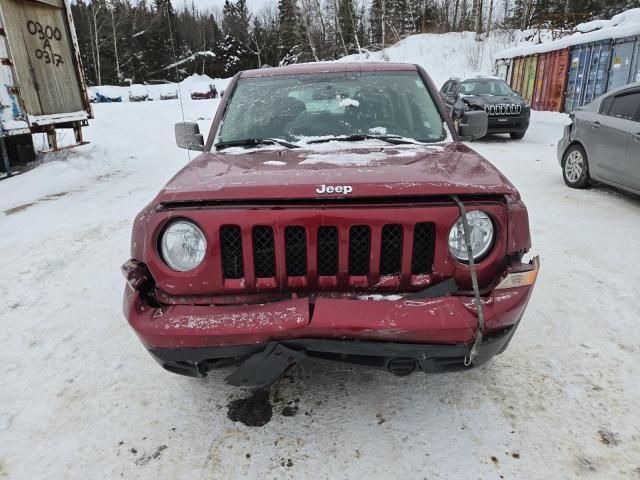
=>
[171,0,273,13]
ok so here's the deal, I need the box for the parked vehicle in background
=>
[92,92,122,103]
[0,0,92,178]
[440,76,531,139]
[558,82,640,195]
[190,85,218,100]
[128,85,149,102]
[123,62,538,387]
[159,85,179,100]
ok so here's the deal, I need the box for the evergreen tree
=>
[369,0,384,45]
[70,0,640,83]
[221,0,252,73]
[147,0,177,78]
[278,0,303,64]
[338,0,358,53]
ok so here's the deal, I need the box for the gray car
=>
[558,82,640,195]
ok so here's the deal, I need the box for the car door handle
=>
[633,132,640,141]
[591,121,601,128]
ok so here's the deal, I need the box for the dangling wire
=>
[451,195,485,366]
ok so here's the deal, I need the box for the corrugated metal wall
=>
[564,40,612,112]
[523,55,538,103]
[507,56,540,103]
[511,57,526,97]
[608,36,640,90]
[532,49,570,112]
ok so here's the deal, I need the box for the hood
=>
[155,143,518,204]
[463,94,525,106]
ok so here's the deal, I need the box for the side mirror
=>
[457,110,488,141]
[175,122,204,151]
[451,98,466,121]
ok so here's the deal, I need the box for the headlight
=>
[160,220,207,271]
[448,210,494,262]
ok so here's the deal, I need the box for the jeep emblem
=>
[316,184,353,195]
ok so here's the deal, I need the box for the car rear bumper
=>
[557,124,572,165]
[124,258,538,378]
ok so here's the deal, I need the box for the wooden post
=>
[1,136,12,177]
[47,127,58,151]
[73,122,84,144]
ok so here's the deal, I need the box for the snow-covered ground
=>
[2,92,640,479]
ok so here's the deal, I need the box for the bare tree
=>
[300,0,321,61]
[486,0,494,34]
[472,0,483,35]
[348,0,361,51]
[452,0,460,31]
[108,3,121,82]
[88,2,108,85]
[381,0,386,47]
[332,0,349,56]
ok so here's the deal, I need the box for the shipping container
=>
[0,0,92,177]
[608,35,640,91]
[564,40,612,112]
[522,55,539,103]
[532,48,570,112]
[509,55,538,102]
[510,57,526,96]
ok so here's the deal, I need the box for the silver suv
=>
[558,83,640,195]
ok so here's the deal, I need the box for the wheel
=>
[510,131,526,140]
[562,144,590,189]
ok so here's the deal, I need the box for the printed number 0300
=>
[26,20,62,41]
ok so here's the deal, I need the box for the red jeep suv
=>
[123,63,538,386]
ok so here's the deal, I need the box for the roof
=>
[496,8,640,59]
[462,75,503,81]
[240,62,418,78]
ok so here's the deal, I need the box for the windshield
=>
[217,71,447,145]
[460,79,514,96]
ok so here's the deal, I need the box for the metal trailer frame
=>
[0,0,92,178]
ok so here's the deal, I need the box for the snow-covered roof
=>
[496,8,640,59]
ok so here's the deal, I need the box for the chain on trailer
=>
[451,196,485,366]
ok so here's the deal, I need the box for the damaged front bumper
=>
[149,326,520,386]
[124,258,539,385]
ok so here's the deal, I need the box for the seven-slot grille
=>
[484,104,522,116]
[220,223,435,284]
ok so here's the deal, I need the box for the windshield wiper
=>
[307,134,421,145]
[215,138,299,150]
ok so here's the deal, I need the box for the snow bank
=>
[339,30,526,87]
[496,8,640,59]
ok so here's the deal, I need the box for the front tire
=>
[562,144,590,188]
[510,131,526,140]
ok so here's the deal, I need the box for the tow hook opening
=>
[387,357,417,376]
